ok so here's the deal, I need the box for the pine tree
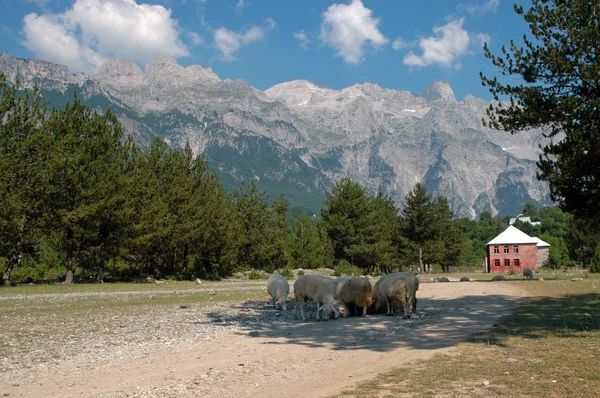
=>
[43,95,126,284]
[289,212,334,269]
[0,77,49,285]
[481,0,600,222]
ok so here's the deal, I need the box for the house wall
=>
[487,243,538,272]
[537,247,550,268]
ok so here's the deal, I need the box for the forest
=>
[1,75,598,285]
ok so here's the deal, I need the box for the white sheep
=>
[373,272,419,318]
[337,277,373,317]
[267,274,290,311]
[332,276,350,299]
[293,275,341,321]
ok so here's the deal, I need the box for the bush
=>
[333,260,363,277]
[507,269,518,276]
[297,269,305,276]
[278,268,294,279]
[248,270,261,280]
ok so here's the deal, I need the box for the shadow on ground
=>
[195,292,525,353]
[468,292,600,346]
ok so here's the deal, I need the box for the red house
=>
[485,226,550,273]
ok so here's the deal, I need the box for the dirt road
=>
[0,281,526,398]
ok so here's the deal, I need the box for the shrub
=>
[279,268,294,279]
[334,260,363,276]
[248,270,261,280]
[297,269,305,276]
[507,269,518,276]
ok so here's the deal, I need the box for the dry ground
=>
[0,280,527,398]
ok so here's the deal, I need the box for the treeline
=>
[1,78,597,284]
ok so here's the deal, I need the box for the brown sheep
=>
[337,277,373,317]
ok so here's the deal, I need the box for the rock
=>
[492,275,505,281]
[179,304,190,309]
[584,313,592,319]
[433,277,450,282]
[539,278,544,281]
[482,381,490,386]
[248,331,260,337]
[571,278,584,281]
[154,280,165,285]
[209,290,216,295]
[147,295,155,300]
[460,276,470,282]
[275,312,281,317]
[196,278,202,284]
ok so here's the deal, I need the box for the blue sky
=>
[0,0,530,100]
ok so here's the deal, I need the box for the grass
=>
[335,273,600,398]
[0,279,268,316]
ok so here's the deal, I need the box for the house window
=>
[504,245,510,253]
[494,259,500,267]
[513,245,519,253]
[514,259,520,267]
[504,259,511,267]
[493,246,499,254]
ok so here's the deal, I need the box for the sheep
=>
[293,275,341,321]
[267,274,290,311]
[523,267,534,280]
[372,272,418,318]
[373,274,412,318]
[337,277,373,317]
[332,276,350,299]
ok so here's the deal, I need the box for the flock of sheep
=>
[266,272,420,321]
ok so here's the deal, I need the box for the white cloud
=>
[403,18,471,68]
[392,37,409,50]
[472,32,490,48]
[214,20,274,61]
[189,32,204,46]
[22,0,188,74]
[294,31,311,49]
[320,0,388,64]
[457,0,500,16]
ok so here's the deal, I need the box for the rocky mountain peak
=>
[422,80,456,103]
[145,55,179,74]
[96,59,143,81]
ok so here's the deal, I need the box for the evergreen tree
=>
[232,181,289,272]
[289,212,334,269]
[0,77,49,285]
[400,183,444,273]
[43,96,126,284]
[481,0,600,222]
[321,178,371,264]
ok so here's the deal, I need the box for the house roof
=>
[487,226,543,245]
[531,237,551,247]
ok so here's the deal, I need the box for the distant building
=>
[485,226,550,273]
[509,214,542,227]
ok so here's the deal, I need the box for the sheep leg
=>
[403,302,410,319]
[300,297,306,320]
[386,300,393,316]
[272,297,276,309]
[362,305,367,317]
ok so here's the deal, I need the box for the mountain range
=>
[0,53,552,219]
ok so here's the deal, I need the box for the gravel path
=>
[0,281,527,398]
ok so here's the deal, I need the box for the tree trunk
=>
[97,250,107,283]
[64,245,74,284]
[418,244,424,273]
[3,228,24,286]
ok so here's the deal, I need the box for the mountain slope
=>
[0,53,552,218]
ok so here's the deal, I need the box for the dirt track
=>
[0,281,526,398]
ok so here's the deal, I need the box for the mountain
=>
[0,53,552,218]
